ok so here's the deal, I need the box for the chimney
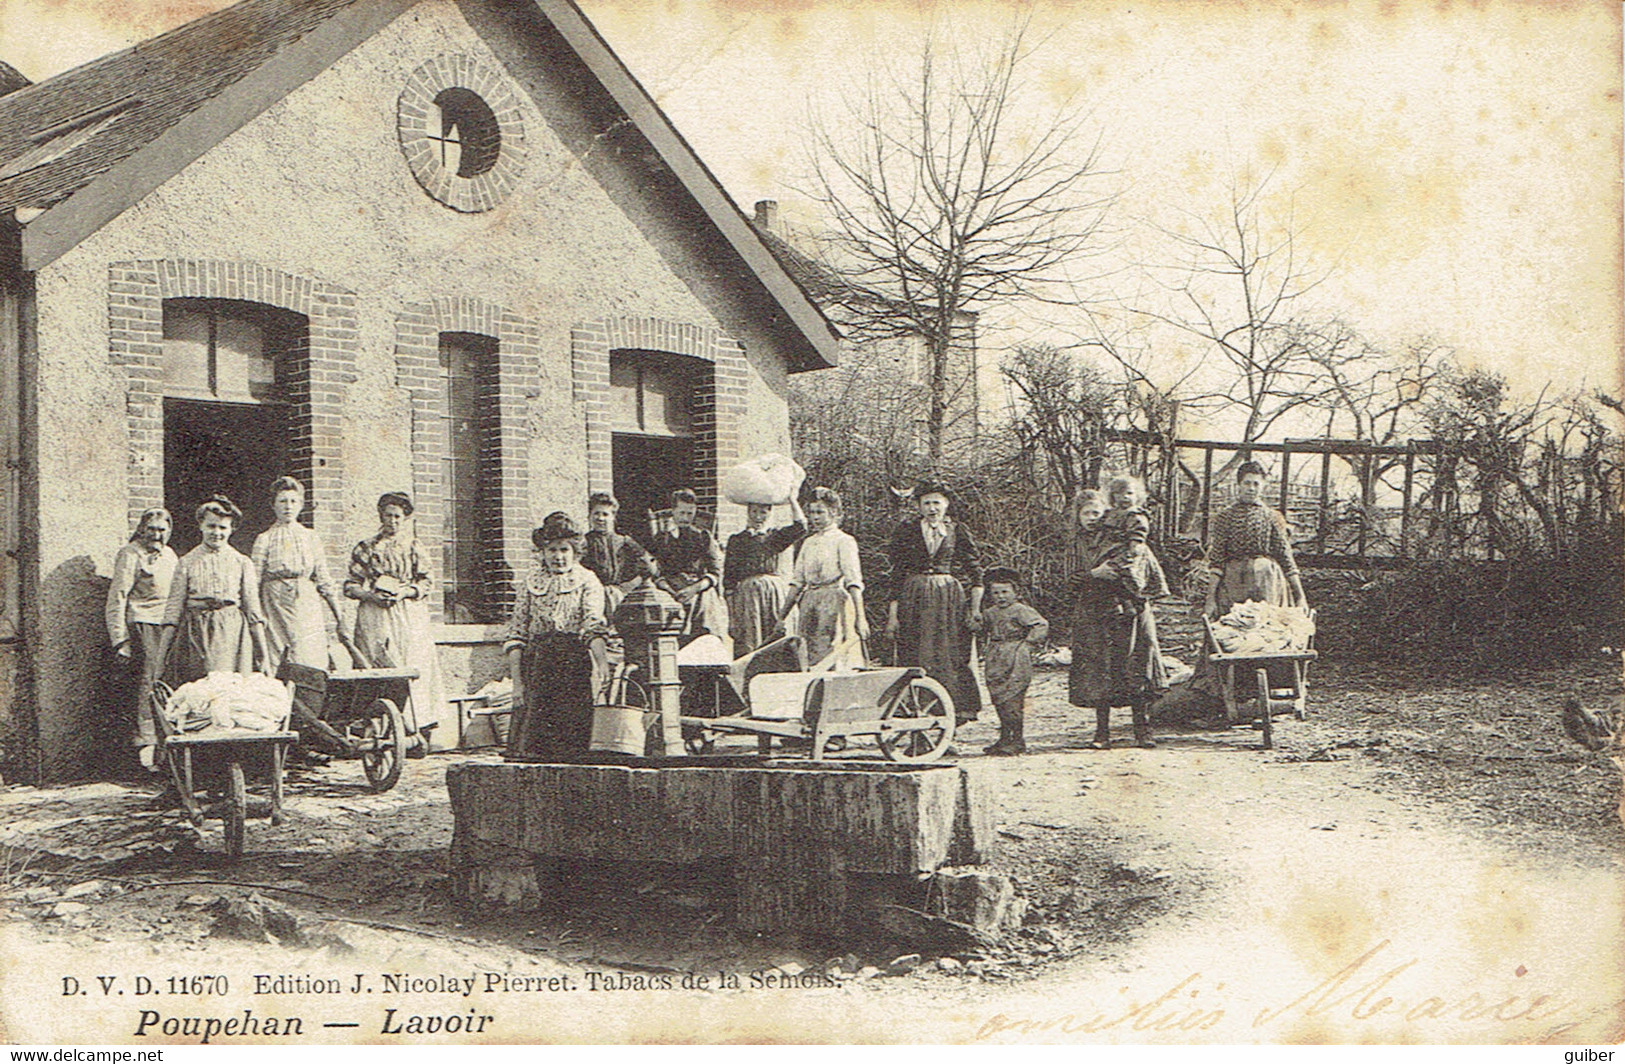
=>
[753,199,780,235]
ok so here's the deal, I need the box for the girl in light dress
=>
[783,487,868,666]
[152,496,268,687]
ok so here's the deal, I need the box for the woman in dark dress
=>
[649,488,727,641]
[581,492,653,618]
[723,491,806,654]
[503,513,610,761]
[884,482,984,724]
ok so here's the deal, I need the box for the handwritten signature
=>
[973,940,1619,1042]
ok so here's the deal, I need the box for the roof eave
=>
[530,0,839,373]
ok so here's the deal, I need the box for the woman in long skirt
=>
[724,490,806,655]
[106,508,178,771]
[153,496,267,685]
[784,487,867,665]
[1204,459,1308,617]
[885,481,983,724]
[503,513,610,761]
[344,492,447,746]
[251,476,348,673]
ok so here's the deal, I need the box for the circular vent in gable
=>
[397,55,527,212]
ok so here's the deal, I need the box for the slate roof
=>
[0,0,838,369]
[0,0,361,214]
[0,61,30,98]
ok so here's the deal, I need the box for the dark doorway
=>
[612,433,694,544]
[164,398,291,555]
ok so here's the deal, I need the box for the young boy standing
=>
[978,567,1049,756]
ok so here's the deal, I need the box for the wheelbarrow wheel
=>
[360,698,406,792]
[878,676,955,762]
[223,760,246,861]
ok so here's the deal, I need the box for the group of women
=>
[106,459,1308,770]
[106,481,444,771]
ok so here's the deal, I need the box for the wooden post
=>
[1278,447,1292,517]
[1357,451,1373,559]
[1201,446,1214,545]
[1317,450,1332,554]
[1400,447,1415,558]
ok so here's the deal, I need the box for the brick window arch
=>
[108,260,357,564]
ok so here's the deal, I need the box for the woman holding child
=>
[1069,477,1169,749]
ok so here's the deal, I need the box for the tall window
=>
[438,332,499,624]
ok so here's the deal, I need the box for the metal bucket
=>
[589,704,654,756]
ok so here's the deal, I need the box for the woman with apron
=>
[885,482,984,724]
[784,487,867,665]
[251,476,348,672]
[724,490,806,655]
[344,492,446,745]
[503,513,610,761]
[152,496,267,685]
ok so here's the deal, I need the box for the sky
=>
[2,0,1620,429]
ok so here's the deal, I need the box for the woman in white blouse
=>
[251,477,348,673]
[106,508,179,770]
[783,487,868,665]
[503,513,611,761]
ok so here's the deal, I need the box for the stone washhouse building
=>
[0,0,839,782]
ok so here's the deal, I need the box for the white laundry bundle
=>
[722,453,805,506]
[1212,601,1315,655]
[164,672,292,734]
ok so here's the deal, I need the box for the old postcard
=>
[0,0,1621,1047]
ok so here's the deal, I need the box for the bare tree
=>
[804,20,1113,460]
[1136,174,1334,445]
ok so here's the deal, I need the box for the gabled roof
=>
[0,0,838,371]
[0,0,365,215]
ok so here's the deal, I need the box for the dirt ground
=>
[2,658,1621,1043]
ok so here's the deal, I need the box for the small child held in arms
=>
[978,566,1049,756]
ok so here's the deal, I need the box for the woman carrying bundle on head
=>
[724,485,807,656]
[885,481,984,725]
[107,508,179,771]
[782,487,867,665]
[344,492,445,742]
[251,476,349,673]
[151,496,268,686]
[503,513,610,761]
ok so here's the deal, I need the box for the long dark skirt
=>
[1070,601,1168,708]
[729,574,792,654]
[174,607,254,683]
[897,573,982,722]
[506,634,596,762]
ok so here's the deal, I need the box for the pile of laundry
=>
[1210,601,1315,655]
[162,672,292,735]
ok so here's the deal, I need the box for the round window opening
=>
[431,88,501,178]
